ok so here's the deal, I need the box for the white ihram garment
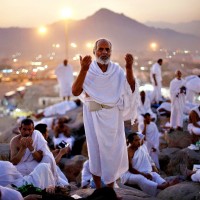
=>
[139,122,160,169]
[81,61,139,184]
[137,94,157,123]
[185,75,200,103]
[43,100,77,117]
[188,106,200,135]
[55,64,73,98]
[0,186,23,200]
[169,78,186,128]
[0,161,55,189]
[150,63,162,104]
[15,130,68,186]
[121,146,165,196]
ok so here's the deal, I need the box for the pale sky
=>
[0,0,200,28]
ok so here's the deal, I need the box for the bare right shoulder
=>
[10,135,21,147]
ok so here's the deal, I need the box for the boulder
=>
[164,130,192,149]
[157,181,200,200]
[0,143,10,161]
[59,155,87,182]
[70,187,158,200]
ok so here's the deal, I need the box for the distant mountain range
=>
[145,20,200,37]
[0,8,200,60]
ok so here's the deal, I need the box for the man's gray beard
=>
[96,56,110,65]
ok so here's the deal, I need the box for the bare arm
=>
[72,55,92,96]
[125,54,135,93]
[54,147,70,164]
[10,136,26,165]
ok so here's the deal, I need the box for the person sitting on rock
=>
[121,132,178,196]
[138,113,160,169]
[53,122,75,153]
[137,90,157,123]
[188,105,200,144]
[10,118,69,188]
[35,123,70,164]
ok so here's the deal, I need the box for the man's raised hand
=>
[125,54,134,70]
[80,55,92,72]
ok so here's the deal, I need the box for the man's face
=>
[144,115,151,124]
[132,135,141,149]
[43,128,49,140]
[94,40,111,65]
[20,124,34,137]
[176,70,182,79]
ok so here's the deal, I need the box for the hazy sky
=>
[0,0,200,27]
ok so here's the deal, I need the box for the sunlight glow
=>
[61,8,72,19]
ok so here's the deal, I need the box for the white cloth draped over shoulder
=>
[55,64,73,98]
[169,78,186,128]
[121,146,165,196]
[81,61,139,184]
[15,130,68,186]
[138,122,160,168]
[82,60,139,124]
[137,93,157,122]
[132,146,152,173]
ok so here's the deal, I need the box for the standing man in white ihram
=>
[72,38,139,189]
[55,59,74,101]
[150,59,163,104]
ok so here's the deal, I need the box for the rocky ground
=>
[1,80,200,200]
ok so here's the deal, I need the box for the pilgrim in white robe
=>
[137,92,157,123]
[55,64,73,98]
[81,60,139,184]
[150,63,162,104]
[0,161,55,189]
[188,106,200,135]
[121,146,165,196]
[0,186,23,200]
[43,100,78,117]
[169,78,186,129]
[185,75,200,103]
[15,130,68,187]
[138,122,160,169]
